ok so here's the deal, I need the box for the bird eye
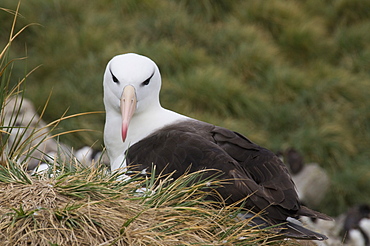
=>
[141,72,154,86]
[109,69,119,83]
[112,74,119,83]
[142,77,150,86]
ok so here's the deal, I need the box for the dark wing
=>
[126,120,331,222]
[126,126,275,209]
[126,128,239,179]
[211,125,332,221]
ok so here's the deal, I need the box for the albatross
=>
[103,53,332,240]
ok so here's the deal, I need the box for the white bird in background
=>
[2,96,70,170]
[2,96,107,171]
[103,53,332,240]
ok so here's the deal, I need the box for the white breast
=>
[108,107,188,171]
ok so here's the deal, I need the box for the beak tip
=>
[121,119,130,142]
[121,125,128,142]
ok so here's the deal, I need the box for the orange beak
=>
[120,85,137,142]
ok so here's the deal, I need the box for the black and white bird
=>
[343,204,370,246]
[103,53,332,240]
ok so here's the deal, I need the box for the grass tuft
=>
[0,162,286,245]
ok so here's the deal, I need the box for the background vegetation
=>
[1,0,369,216]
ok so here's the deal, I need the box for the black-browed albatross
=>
[103,53,331,240]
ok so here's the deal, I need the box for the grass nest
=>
[0,161,286,246]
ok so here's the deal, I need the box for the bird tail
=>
[282,219,328,241]
[298,205,333,221]
[239,212,328,241]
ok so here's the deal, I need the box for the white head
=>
[103,53,162,142]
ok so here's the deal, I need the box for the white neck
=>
[104,105,188,169]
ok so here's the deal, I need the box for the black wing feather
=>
[126,120,331,223]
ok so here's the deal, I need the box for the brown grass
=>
[0,165,285,246]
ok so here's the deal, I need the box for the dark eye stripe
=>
[110,69,119,83]
[141,72,154,86]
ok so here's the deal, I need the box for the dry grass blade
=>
[0,159,32,184]
[0,3,38,60]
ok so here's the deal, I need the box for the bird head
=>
[103,53,162,142]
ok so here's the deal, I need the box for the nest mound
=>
[0,165,280,246]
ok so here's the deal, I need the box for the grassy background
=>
[1,0,370,216]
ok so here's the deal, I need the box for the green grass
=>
[1,0,370,217]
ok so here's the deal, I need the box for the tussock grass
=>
[0,162,286,245]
